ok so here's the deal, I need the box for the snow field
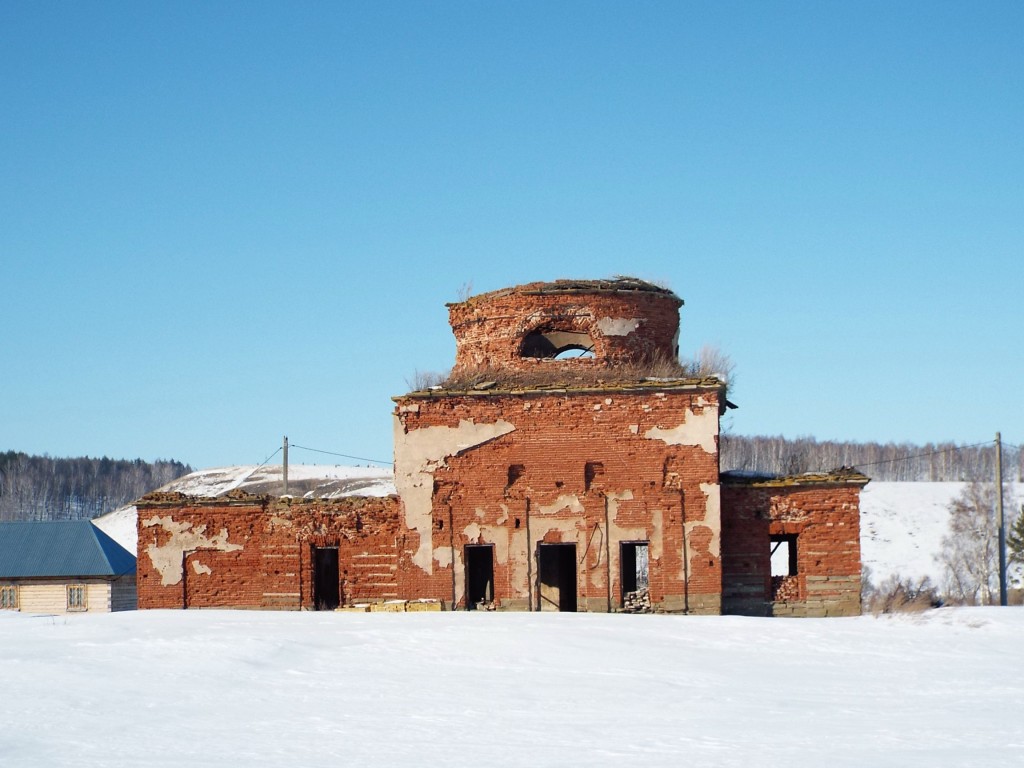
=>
[2,608,1022,768]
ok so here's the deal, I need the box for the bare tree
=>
[936,481,1016,604]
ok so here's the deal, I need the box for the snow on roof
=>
[92,464,396,556]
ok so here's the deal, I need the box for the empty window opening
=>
[770,535,798,577]
[507,464,525,488]
[770,534,799,602]
[465,545,495,610]
[312,546,340,611]
[584,461,604,491]
[538,543,577,612]
[514,518,521,529]
[620,542,650,612]
[521,329,595,359]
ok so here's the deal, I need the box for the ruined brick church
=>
[137,278,867,616]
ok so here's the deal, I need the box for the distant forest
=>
[720,435,1023,482]
[2,437,1021,523]
[0,452,192,522]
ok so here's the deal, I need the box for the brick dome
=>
[447,278,683,373]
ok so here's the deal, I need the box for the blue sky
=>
[2,2,1021,470]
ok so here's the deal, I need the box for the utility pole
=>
[283,435,289,496]
[996,432,1007,606]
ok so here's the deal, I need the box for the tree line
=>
[3,435,1021,522]
[720,435,1023,482]
[0,451,192,522]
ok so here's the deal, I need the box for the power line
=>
[253,446,281,471]
[290,443,393,466]
[851,440,995,470]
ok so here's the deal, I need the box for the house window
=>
[67,585,87,611]
[0,585,17,610]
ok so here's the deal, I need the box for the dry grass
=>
[405,352,727,393]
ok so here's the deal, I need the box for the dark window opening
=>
[514,518,521,529]
[465,545,495,610]
[584,461,604,491]
[538,543,577,612]
[313,546,340,611]
[620,542,650,612]
[521,329,595,359]
[507,464,525,488]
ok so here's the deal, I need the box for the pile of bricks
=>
[621,588,652,613]
[771,575,801,602]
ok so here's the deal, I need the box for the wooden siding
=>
[5,579,117,613]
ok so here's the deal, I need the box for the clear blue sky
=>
[2,2,1021,470]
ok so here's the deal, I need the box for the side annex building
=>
[136,278,867,617]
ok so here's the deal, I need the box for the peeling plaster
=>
[697,482,722,558]
[537,494,584,516]
[509,529,530,599]
[393,417,516,573]
[497,504,509,525]
[191,561,212,576]
[477,525,510,565]
[142,516,243,587]
[651,509,664,561]
[643,406,718,454]
[596,317,640,336]
[433,546,452,569]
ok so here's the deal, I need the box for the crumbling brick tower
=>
[392,278,726,612]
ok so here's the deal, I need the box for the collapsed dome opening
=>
[520,329,595,359]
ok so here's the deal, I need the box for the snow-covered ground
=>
[1,608,1022,767]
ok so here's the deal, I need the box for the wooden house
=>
[0,521,137,613]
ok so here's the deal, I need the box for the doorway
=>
[465,544,495,610]
[538,543,577,612]
[312,547,340,611]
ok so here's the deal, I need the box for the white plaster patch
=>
[142,516,242,587]
[433,546,453,569]
[393,417,516,573]
[497,504,509,525]
[698,481,722,558]
[191,561,212,576]
[596,317,640,336]
[651,509,664,561]
[643,407,719,454]
[537,494,585,516]
[464,522,482,542]
[628,424,639,435]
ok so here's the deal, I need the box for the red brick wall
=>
[721,482,864,617]
[448,283,682,372]
[136,494,402,610]
[393,385,723,613]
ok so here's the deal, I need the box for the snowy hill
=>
[2,607,1022,767]
[93,466,1021,593]
[862,481,1023,587]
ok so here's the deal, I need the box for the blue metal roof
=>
[0,521,136,579]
